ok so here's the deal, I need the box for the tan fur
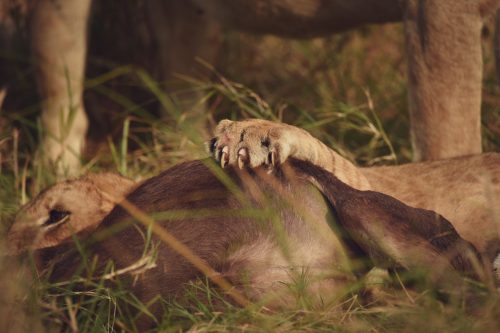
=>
[29,0,92,175]
[404,0,486,160]
[213,119,372,190]
[364,155,500,254]
[211,119,500,255]
[7,172,136,255]
[224,235,348,307]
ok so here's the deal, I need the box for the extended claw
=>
[221,146,229,168]
[237,148,248,169]
[265,150,279,171]
[266,150,278,167]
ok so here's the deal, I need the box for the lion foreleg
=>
[30,0,92,175]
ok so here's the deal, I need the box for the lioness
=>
[2,0,499,173]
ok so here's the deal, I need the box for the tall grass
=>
[0,20,499,332]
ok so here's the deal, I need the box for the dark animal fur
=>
[39,158,482,328]
[289,159,481,277]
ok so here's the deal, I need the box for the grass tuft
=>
[0,21,499,332]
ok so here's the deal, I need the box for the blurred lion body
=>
[2,0,499,174]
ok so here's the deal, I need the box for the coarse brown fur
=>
[42,160,347,313]
[27,159,487,329]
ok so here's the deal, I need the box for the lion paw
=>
[209,119,293,170]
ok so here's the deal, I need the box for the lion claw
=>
[221,146,229,168]
[237,148,248,169]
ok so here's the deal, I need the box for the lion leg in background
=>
[404,0,497,161]
[30,0,92,175]
[146,0,222,139]
[494,9,500,85]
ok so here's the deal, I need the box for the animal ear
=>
[289,158,481,283]
[88,173,137,217]
[90,173,137,198]
[99,198,116,217]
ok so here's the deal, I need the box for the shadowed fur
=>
[20,159,488,329]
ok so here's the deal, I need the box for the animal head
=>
[6,173,136,255]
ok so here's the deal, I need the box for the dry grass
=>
[0,10,499,333]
